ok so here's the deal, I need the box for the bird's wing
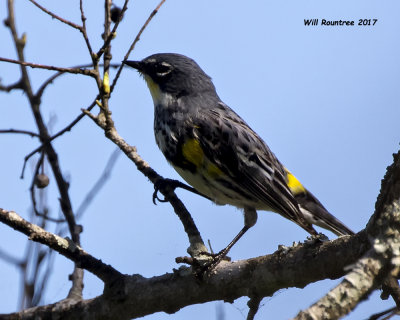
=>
[193,102,313,231]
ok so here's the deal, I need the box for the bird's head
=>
[123,53,216,102]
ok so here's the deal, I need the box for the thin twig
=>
[110,0,167,93]
[367,307,399,320]
[36,63,120,100]
[76,148,120,219]
[7,0,34,98]
[30,150,45,216]
[96,0,129,60]
[97,0,114,137]
[0,57,97,77]
[0,247,22,266]
[0,78,24,92]
[28,0,82,30]
[79,0,94,58]
[20,99,98,179]
[27,151,63,223]
[0,209,122,282]
[32,248,55,306]
[83,109,208,256]
[28,0,94,65]
[382,277,400,308]
[0,129,39,137]
[6,0,83,299]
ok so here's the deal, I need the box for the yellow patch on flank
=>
[285,168,306,195]
[182,139,204,168]
[207,163,223,178]
[182,139,224,178]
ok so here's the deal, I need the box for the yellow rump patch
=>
[285,168,306,195]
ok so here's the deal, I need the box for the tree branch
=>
[0,212,367,320]
[110,0,167,93]
[0,129,39,138]
[294,150,400,319]
[28,0,82,30]
[96,0,129,60]
[83,110,208,256]
[0,209,122,283]
[0,57,97,77]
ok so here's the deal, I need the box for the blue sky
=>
[1,0,399,319]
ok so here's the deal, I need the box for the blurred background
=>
[1,0,399,318]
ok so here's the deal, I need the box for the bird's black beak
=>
[123,60,143,71]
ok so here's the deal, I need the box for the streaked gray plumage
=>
[124,53,354,253]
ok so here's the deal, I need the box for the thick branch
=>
[294,249,387,320]
[295,150,400,319]
[0,228,367,320]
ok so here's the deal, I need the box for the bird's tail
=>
[284,168,354,236]
[294,189,354,236]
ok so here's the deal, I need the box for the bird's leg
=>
[152,178,211,204]
[203,208,258,271]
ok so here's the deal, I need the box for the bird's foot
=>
[305,233,329,244]
[176,238,232,278]
[152,178,186,204]
[152,178,210,204]
[176,250,231,278]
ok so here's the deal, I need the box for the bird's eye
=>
[154,62,172,77]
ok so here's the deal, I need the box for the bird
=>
[123,53,354,260]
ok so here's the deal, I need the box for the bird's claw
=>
[152,178,183,205]
[188,251,231,277]
[305,233,329,244]
[152,189,168,204]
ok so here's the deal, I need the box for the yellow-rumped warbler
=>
[124,53,353,256]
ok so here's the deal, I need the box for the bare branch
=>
[381,277,400,308]
[0,57,97,77]
[0,208,122,282]
[20,98,98,180]
[294,249,386,320]
[32,249,56,306]
[0,247,22,266]
[0,78,24,92]
[5,0,84,298]
[124,0,166,58]
[246,296,262,320]
[36,63,119,99]
[367,307,399,320]
[0,226,366,320]
[6,0,34,98]
[110,0,167,93]
[79,0,94,58]
[28,0,93,63]
[294,150,400,319]
[28,0,82,30]
[83,109,208,256]
[96,0,129,60]
[76,148,121,219]
[0,129,39,137]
